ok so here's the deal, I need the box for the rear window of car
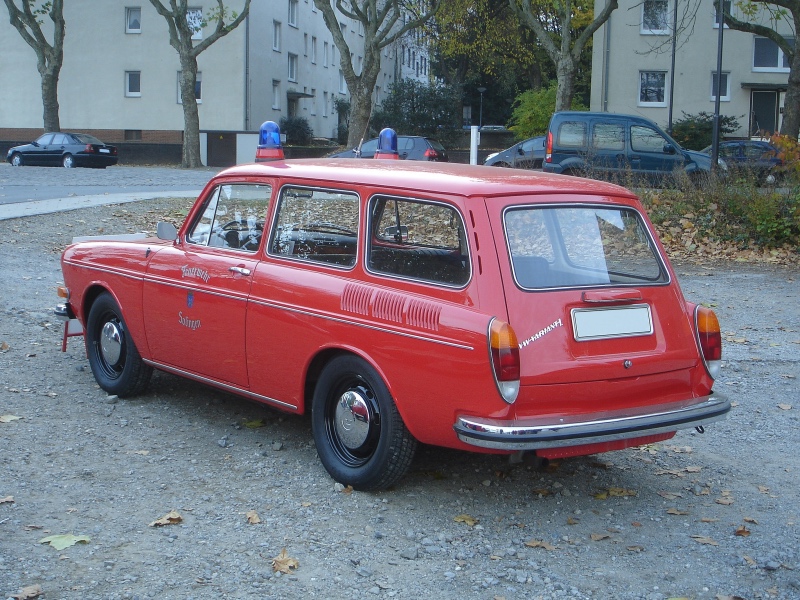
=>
[504,205,667,289]
[427,139,446,152]
[556,122,586,147]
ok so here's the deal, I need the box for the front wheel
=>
[312,355,417,491]
[10,153,23,167]
[86,292,152,397]
[62,154,74,168]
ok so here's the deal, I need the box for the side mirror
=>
[663,143,676,155]
[157,222,178,241]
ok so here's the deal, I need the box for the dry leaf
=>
[777,404,792,410]
[758,485,770,494]
[532,488,552,497]
[654,469,685,478]
[567,517,580,525]
[685,466,702,473]
[148,510,182,527]
[243,419,266,428]
[524,539,558,551]
[743,555,757,566]
[590,533,611,541]
[0,415,22,423]
[744,517,758,524]
[690,535,719,546]
[667,508,689,515]
[300,501,312,507]
[715,497,734,506]
[716,596,747,600]
[454,514,479,527]
[632,521,642,527]
[627,545,645,552]
[246,510,261,524]
[658,491,682,500]
[0,341,9,352]
[342,485,353,495]
[734,525,751,537]
[10,584,42,599]
[38,533,91,550]
[271,548,299,573]
[1,496,14,504]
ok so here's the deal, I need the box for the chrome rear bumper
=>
[454,392,730,451]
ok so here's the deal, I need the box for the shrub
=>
[508,83,587,139]
[279,116,313,146]
[670,111,741,150]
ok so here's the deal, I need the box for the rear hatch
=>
[489,195,703,417]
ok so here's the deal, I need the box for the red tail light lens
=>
[424,148,437,159]
[489,318,520,403]
[695,306,721,378]
[84,144,95,153]
[545,131,553,163]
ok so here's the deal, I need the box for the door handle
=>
[229,266,251,276]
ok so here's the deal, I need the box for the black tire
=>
[312,355,417,491]
[10,153,23,167]
[86,292,152,397]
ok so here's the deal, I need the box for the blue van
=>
[543,112,715,183]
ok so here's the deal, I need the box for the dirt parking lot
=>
[1,197,799,600]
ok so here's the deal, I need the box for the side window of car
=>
[367,196,470,287]
[268,186,359,267]
[591,123,625,151]
[51,134,68,145]
[359,139,378,155]
[36,134,54,145]
[556,121,586,148]
[186,183,272,252]
[720,144,740,158]
[630,125,667,153]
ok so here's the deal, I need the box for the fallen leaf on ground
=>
[734,525,751,537]
[148,510,182,527]
[716,497,734,506]
[243,419,266,428]
[531,488,552,497]
[658,491,682,500]
[246,510,261,524]
[10,584,42,599]
[0,415,22,423]
[667,508,689,515]
[0,342,9,352]
[743,555,757,566]
[1,496,14,504]
[716,596,747,600]
[590,533,611,541]
[454,514,478,527]
[758,485,770,494]
[300,501,312,507]
[654,469,685,478]
[567,517,580,525]
[744,517,758,524]
[38,533,91,550]
[690,534,719,546]
[271,548,299,573]
[701,517,719,523]
[524,539,558,551]
[685,466,702,473]
[777,404,792,410]
[627,545,645,552]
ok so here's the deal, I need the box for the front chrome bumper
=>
[454,392,730,451]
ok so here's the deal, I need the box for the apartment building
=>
[590,0,791,138]
[0,0,430,163]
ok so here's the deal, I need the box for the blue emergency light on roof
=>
[374,127,399,160]
[255,121,284,162]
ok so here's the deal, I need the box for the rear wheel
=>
[86,292,152,397]
[10,153,22,167]
[312,355,417,491]
[62,154,74,168]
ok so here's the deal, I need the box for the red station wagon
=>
[57,152,729,491]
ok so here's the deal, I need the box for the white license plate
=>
[99,148,110,154]
[571,304,653,341]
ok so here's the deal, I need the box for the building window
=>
[304,33,308,56]
[711,71,730,101]
[311,36,317,63]
[125,71,141,97]
[272,80,281,110]
[638,71,667,106]
[187,7,202,40]
[339,70,347,94]
[753,36,792,72]
[713,0,731,27]
[273,21,281,51]
[288,0,298,27]
[288,53,298,82]
[176,71,201,104]
[357,55,362,75]
[641,0,669,35]
[125,7,141,33]
[323,91,328,116]
[323,41,328,66]
[358,22,364,36]
[124,129,142,141]
[310,88,316,115]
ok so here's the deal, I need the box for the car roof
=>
[216,159,637,200]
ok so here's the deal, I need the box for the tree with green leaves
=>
[509,0,618,111]
[3,0,65,131]
[149,0,250,168]
[724,2,800,138]
[313,0,442,148]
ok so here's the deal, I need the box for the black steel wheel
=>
[312,355,416,491]
[85,292,152,397]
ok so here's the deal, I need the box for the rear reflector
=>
[488,318,520,404]
[695,306,721,379]
[545,131,553,163]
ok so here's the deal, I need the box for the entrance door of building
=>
[751,91,779,136]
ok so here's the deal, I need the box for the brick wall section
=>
[0,128,183,144]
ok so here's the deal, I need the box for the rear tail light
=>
[84,144,95,153]
[545,131,553,163]
[424,148,438,160]
[694,305,721,379]
[488,318,520,404]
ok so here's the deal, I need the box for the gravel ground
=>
[1,197,799,600]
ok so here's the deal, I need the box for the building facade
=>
[0,0,430,163]
[590,0,792,138]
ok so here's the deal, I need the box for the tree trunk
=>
[347,84,373,149]
[781,49,800,138]
[179,56,202,168]
[554,56,576,111]
[40,65,61,132]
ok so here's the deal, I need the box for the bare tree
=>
[3,0,65,131]
[313,0,442,148]
[509,0,618,111]
[724,2,800,138]
[149,0,251,168]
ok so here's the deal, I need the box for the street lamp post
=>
[477,87,486,128]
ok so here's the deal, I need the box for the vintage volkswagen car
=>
[57,155,728,491]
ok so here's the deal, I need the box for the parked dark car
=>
[543,112,714,184]
[701,140,782,183]
[6,132,118,168]
[484,136,545,169]
[329,135,448,161]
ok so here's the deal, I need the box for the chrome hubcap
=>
[334,390,371,450]
[100,321,122,366]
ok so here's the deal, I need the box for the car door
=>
[49,133,70,166]
[589,121,627,179]
[142,182,272,387]
[629,123,685,181]
[518,137,544,169]
[25,134,53,165]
